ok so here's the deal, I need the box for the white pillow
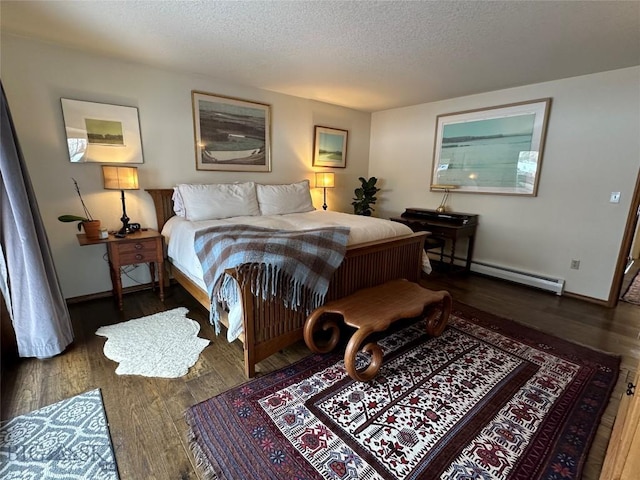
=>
[172,188,186,217]
[256,180,315,215]
[176,182,261,221]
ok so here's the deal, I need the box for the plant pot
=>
[82,220,102,240]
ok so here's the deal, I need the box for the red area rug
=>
[185,302,619,480]
[622,270,640,305]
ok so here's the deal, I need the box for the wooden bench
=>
[303,279,452,382]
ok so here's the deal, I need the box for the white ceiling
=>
[1,1,639,112]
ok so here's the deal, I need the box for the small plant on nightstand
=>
[58,178,101,239]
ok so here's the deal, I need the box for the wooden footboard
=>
[145,188,427,378]
[229,232,426,377]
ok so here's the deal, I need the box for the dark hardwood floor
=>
[2,273,638,480]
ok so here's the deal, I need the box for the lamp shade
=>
[315,172,335,188]
[102,166,139,190]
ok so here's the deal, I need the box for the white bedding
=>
[162,210,431,340]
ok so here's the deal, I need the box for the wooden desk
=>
[77,230,164,309]
[391,208,479,272]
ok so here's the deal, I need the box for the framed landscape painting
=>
[431,98,551,196]
[60,99,144,163]
[313,126,348,168]
[192,91,271,172]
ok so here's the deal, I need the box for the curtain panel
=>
[0,83,73,358]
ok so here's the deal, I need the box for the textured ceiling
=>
[1,1,639,112]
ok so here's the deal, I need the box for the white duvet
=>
[162,210,431,341]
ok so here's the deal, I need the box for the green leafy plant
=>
[58,178,95,231]
[352,176,380,216]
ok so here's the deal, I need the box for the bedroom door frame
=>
[608,168,640,307]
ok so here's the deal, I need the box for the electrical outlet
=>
[610,192,621,203]
[570,259,580,270]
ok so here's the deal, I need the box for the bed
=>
[146,182,428,377]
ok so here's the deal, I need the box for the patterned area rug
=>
[0,389,119,479]
[96,307,210,378]
[186,302,619,480]
[622,269,640,305]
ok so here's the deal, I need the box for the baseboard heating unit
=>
[470,261,565,295]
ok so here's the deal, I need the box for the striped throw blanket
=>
[194,225,350,334]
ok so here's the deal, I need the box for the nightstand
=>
[77,230,165,310]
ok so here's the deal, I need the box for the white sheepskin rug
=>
[96,307,210,378]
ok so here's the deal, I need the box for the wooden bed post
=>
[145,188,174,231]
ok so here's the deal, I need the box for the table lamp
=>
[315,172,335,210]
[431,184,458,213]
[102,165,139,234]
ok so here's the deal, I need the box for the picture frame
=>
[60,99,144,163]
[313,126,348,168]
[431,98,551,196]
[192,91,271,172]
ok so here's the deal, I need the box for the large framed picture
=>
[192,91,271,172]
[60,99,144,163]
[431,98,551,196]
[313,126,348,168]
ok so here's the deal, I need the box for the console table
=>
[77,229,164,309]
[391,208,479,272]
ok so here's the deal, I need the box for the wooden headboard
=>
[145,189,175,231]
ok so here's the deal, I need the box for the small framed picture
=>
[60,99,144,163]
[192,91,271,172]
[313,126,348,168]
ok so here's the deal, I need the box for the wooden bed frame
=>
[146,188,427,377]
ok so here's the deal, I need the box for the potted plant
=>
[58,178,101,239]
[352,176,381,216]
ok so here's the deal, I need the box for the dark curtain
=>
[0,82,73,358]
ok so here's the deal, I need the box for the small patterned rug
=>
[622,269,640,305]
[96,307,210,378]
[0,389,119,479]
[186,302,619,480]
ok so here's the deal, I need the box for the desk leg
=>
[147,262,165,301]
[111,264,123,310]
[158,261,165,301]
[450,238,457,267]
[148,262,156,292]
[466,235,476,272]
[106,244,123,310]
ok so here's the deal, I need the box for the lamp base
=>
[435,205,446,213]
[118,224,137,235]
[118,207,134,235]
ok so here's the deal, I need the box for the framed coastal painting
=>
[431,98,551,196]
[313,126,348,168]
[61,99,144,163]
[192,91,271,172]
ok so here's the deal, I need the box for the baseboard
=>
[66,282,158,304]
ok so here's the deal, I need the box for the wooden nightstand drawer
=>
[117,239,158,255]
[118,249,159,266]
[115,238,160,266]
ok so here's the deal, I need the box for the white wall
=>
[1,35,371,299]
[370,67,640,300]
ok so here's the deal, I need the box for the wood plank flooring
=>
[2,273,638,480]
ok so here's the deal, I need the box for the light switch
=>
[610,192,621,203]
